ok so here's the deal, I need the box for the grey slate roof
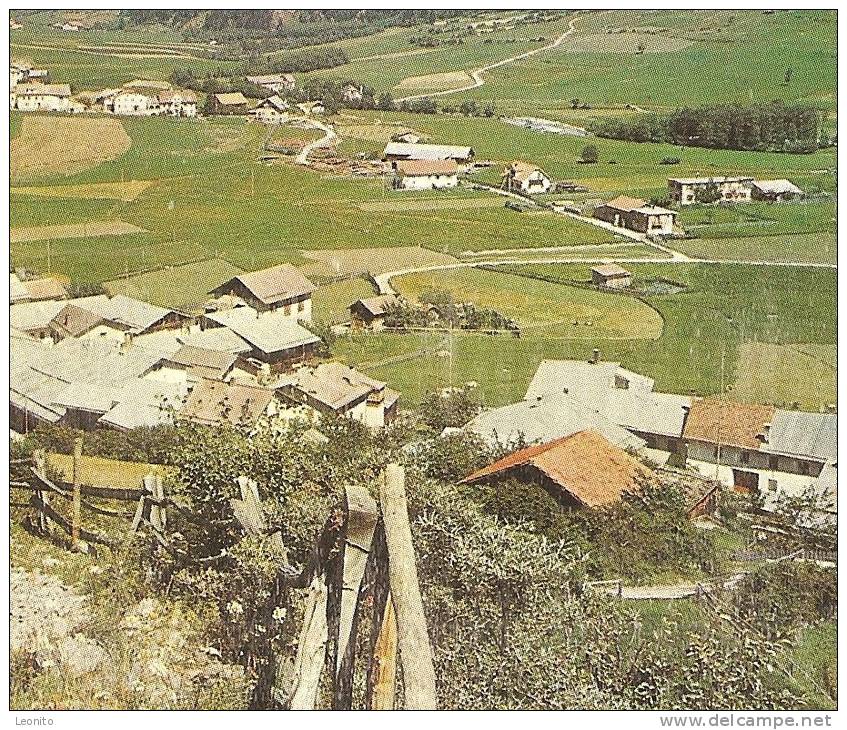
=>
[525,359,655,402]
[465,391,646,452]
[11,300,66,332]
[204,308,320,355]
[212,264,316,306]
[286,363,386,411]
[383,142,474,161]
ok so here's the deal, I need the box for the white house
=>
[209,264,316,319]
[110,89,158,115]
[383,142,474,170]
[250,95,289,124]
[392,159,459,190]
[501,161,552,194]
[14,83,71,112]
[157,89,197,117]
[668,176,754,205]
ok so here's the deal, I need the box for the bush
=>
[659,156,681,165]
[580,144,599,164]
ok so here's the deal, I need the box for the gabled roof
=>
[752,179,804,195]
[602,195,647,212]
[682,399,775,450]
[10,273,29,303]
[286,363,386,412]
[204,307,320,355]
[157,89,197,103]
[395,159,458,176]
[74,294,179,333]
[16,83,71,97]
[525,359,655,402]
[11,299,67,331]
[461,430,651,508]
[253,94,288,112]
[765,409,836,461]
[383,142,474,161]
[165,344,238,380]
[668,176,754,185]
[214,92,249,106]
[465,390,646,452]
[50,303,107,338]
[350,294,400,317]
[179,379,275,427]
[591,263,630,278]
[23,277,67,302]
[503,161,548,182]
[213,264,316,305]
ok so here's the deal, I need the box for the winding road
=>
[294,118,339,166]
[395,15,580,103]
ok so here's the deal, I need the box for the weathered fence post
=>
[379,464,437,710]
[32,449,49,534]
[370,597,398,710]
[288,576,329,710]
[71,436,83,548]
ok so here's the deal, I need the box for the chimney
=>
[120,331,133,353]
[589,348,600,365]
[757,423,771,444]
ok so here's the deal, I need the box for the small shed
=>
[591,264,632,289]
[751,179,805,202]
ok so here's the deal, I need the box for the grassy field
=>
[311,276,376,324]
[104,257,244,313]
[672,232,836,265]
[333,261,835,409]
[393,267,663,339]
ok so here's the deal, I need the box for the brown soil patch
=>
[11,116,131,183]
[397,70,474,90]
[10,219,146,244]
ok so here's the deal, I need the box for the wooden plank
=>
[370,597,398,710]
[379,464,437,709]
[72,437,83,547]
[288,576,329,710]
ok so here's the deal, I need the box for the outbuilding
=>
[593,196,677,235]
[392,159,459,190]
[591,264,632,289]
[751,179,805,202]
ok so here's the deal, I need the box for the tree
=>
[580,144,599,164]
[694,180,722,204]
[418,386,482,432]
[376,92,396,111]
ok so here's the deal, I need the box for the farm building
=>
[667,176,754,205]
[342,83,364,102]
[209,264,316,318]
[276,362,400,429]
[209,92,251,115]
[297,101,325,115]
[9,334,185,433]
[13,83,71,112]
[250,95,289,124]
[178,379,278,430]
[11,300,67,340]
[460,430,652,509]
[109,88,158,115]
[349,294,401,330]
[682,399,837,508]
[391,131,422,144]
[751,179,805,202]
[246,74,296,93]
[392,160,459,190]
[9,274,67,303]
[150,344,241,384]
[383,142,475,169]
[501,161,552,194]
[156,89,197,117]
[591,264,632,289]
[200,306,320,370]
[593,196,677,235]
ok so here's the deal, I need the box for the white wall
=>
[397,174,458,190]
[16,94,70,112]
[113,93,154,115]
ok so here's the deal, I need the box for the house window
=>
[769,455,779,470]
[799,461,810,476]
[712,445,719,459]
[740,451,750,465]
[768,479,778,491]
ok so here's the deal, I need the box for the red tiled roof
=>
[461,430,651,508]
[682,398,775,450]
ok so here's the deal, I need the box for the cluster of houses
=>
[10,264,400,436]
[460,352,835,525]
[668,176,805,205]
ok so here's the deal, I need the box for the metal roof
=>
[465,391,646,452]
[525,359,655,402]
[285,363,386,412]
[212,264,316,306]
[766,409,837,461]
[204,308,320,355]
[383,142,474,161]
[752,179,804,195]
[11,300,66,331]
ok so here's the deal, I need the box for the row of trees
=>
[383,290,517,331]
[590,101,825,153]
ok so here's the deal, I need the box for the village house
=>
[591,264,632,289]
[383,142,475,171]
[156,89,197,117]
[246,74,296,94]
[276,362,400,429]
[200,306,320,370]
[250,95,289,124]
[751,179,805,202]
[392,160,459,190]
[667,176,754,205]
[9,274,67,304]
[13,83,71,112]
[349,294,401,331]
[210,264,316,318]
[178,378,279,430]
[592,196,677,236]
[209,92,251,115]
[681,398,836,507]
[10,334,185,433]
[109,88,159,115]
[501,161,552,195]
[297,100,325,116]
[143,344,243,386]
[460,430,652,510]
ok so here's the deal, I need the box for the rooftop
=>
[286,362,386,411]
[351,294,401,317]
[179,379,275,427]
[461,430,651,508]
[214,92,249,106]
[395,159,458,176]
[204,307,320,355]
[752,179,804,195]
[669,176,754,185]
[383,142,474,161]
[212,264,316,306]
[591,263,631,278]
[682,399,775,450]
